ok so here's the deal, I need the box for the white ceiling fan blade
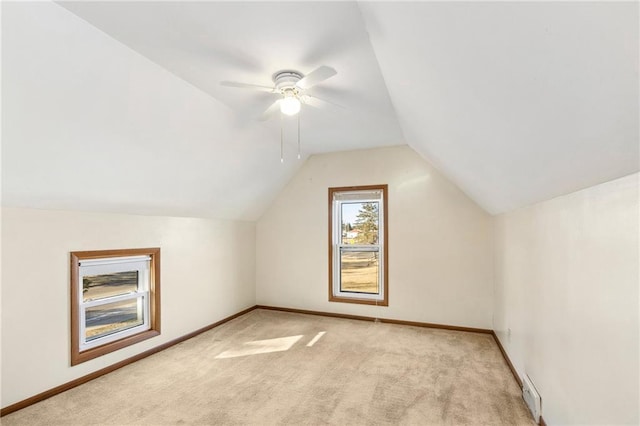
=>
[220,81,277,93]
[296,66,337,90]
[260,99,281,121]
[303,95,344,110]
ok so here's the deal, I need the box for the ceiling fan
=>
[220,65,338,120]
[220,65,339,162]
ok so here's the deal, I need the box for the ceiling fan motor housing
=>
[273,70,303,94]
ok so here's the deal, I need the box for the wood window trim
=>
[328,184,389,306]
[70,248,161,366]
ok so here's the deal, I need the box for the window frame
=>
[70,248,161,365]
[328,185,388,306]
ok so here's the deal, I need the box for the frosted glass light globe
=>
[280,96,301,116]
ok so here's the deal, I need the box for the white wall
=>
[1,207,255,408]
[493,173,639,425]
[0,1,261,409]
[256,145,494,328]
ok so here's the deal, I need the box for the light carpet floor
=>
[3,309,535,425]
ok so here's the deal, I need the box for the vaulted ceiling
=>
[2,1,638,219]
[57,1,405,154]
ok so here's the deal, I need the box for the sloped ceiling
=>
[2,1,638,220]
[360,1,639,213]
[56,1,405,154]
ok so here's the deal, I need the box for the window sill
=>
[72,329,160,366]
[328,294,388,306]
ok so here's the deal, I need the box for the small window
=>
[329,185,388,306]
[70,248,160,365]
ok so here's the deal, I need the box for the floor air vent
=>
[522,374,541,423]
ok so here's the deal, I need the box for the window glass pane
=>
[340,250,379,294]
[85,298,143,342]
[83,271,138,301]
[341,202,379,245]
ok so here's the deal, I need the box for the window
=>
[70,248,160,365]
[329,185,388,305]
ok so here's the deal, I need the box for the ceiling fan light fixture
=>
[280,94,301,116]
[220,66,338,161]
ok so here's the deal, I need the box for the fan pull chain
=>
[297,113,301,160]
[280,113,284,163]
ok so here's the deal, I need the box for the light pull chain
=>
[280,113,284,163]
[297,112,301,160]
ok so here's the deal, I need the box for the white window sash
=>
[333,190,382,201]
[79,255,151,267]
[78,256,151,350]
[339,245,380,252]
[332,194,385,301]
[79,292,150,351]
[82,291,145,308]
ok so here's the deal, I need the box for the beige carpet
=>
[3,309,535,425]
